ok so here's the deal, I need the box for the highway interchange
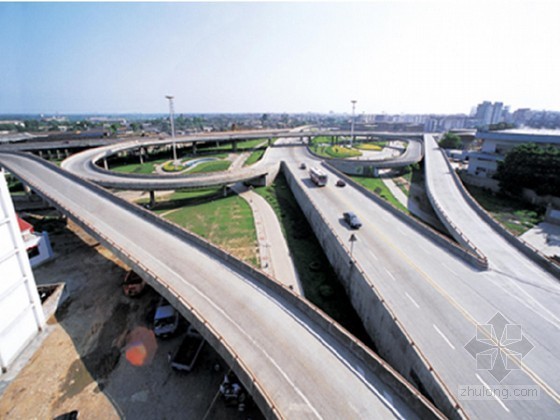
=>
[1,130,559,419]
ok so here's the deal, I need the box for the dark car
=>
[343,211,362,229]
[336,179,346,187]
[299,162,307,170]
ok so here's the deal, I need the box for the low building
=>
[467,129,560,179]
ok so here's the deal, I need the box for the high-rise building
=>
[474,101,506,126]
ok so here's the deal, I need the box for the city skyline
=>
[1,2,560,115]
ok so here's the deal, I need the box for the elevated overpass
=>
[272,137,560,419]
[0,151,441,419]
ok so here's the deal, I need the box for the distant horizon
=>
[2,2,559,115]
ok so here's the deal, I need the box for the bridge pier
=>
[149,190,155,207]
[267,137,272,146]
[38,150,43,159]
[139,147,144,164]
[232,140,238,152]
[103,158,108,170]
[192,141,197,155]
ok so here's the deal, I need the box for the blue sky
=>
[1,1,559,115]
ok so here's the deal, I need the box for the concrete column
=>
[38,150,43,159]
[149,191,155,207]
[47,150,53,159]
[232,140,238,152]
[139,147,144,164]
[192,142,197,155]
[65,149,69,157]
[103,158,108,170]
[56,149,62,160]
[268,137,272,146]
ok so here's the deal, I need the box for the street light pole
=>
[165,95,177,163]
[349,233,357,261]
[350,99,357,148]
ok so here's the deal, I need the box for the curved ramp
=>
[0,151,441,419]
[61,139,271,190]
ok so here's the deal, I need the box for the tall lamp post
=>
[350,99,357,148]
[165,95,177,163]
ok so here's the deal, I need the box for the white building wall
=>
[0,170,45,373]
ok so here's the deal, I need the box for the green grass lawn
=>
[464,185,544,235]
[161,194,259,267]
[243,149,265,166]
[111,158,168,174]
[312,145,362,159]
[186,160,232,174]
[354,142,387,151]
[351,176,409,214]
[255,174,372,345]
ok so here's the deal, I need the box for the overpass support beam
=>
[192,141,197,155]
[56,149,62,160]
[149,191,155,208]
[139,147,144,164]
[103,158,108,171]
[232,140,238,152]
[267,137,272,146]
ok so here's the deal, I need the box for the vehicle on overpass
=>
[309,166,328,186]
[343,211,362,229]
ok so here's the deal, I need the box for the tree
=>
[438,132,462,149]
[496,143,560,197]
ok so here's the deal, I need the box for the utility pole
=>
[350,99,357,148]
[165,95,177,163]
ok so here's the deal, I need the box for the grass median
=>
[255,173,372,345]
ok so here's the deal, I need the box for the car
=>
[299,162,307,170]
[343,211,362,229]
[154,297,180,338]
[336,179,346,187]
[122,270,146,297]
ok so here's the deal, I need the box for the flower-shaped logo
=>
[464,312,534,382]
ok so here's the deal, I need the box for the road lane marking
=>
[384,268,396,281]
[476,374,510,413]
[433,324,455,350]
[368,250,379,261]
[405,292,420,309]
[289,148,560,405]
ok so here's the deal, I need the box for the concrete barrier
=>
[306,138,424,173]
[1,151,444,419]
[423,145,489,268]
[282,162,465,419]
[323,162,488,270]
[437,149,560,279]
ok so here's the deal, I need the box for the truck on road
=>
[170,328,205,372]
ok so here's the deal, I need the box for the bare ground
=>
[0,213,262,420]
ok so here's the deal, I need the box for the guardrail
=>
[436,146,560,279]
[323,162,488,270]
[423,141,489,269]
[282,162,464,420]
[306,138,424,169]
[1,151,444,419]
